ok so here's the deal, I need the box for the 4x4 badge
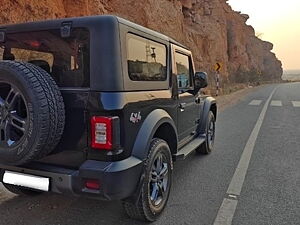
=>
[130,112,141,124]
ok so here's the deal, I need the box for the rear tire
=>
[196,111,216,154]
[123,138,173,222]
[3,183,42,196]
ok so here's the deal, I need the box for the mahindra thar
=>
[0,15,217,221]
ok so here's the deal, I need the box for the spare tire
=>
[0,61,65,165]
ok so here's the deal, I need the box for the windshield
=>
[0,28,90,87]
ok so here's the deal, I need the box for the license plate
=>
[3,171,49,192]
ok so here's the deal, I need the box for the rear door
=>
[0,28,90,168]
[171,45,201,144]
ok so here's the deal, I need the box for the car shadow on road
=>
[0,153,209,225]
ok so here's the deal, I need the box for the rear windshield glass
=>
[0,28,90,87]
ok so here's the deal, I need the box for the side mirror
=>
[194,72,208,91]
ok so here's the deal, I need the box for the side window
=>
[175,52,192,89]
[127,34,167,81]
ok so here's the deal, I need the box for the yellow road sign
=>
[214,62,222,72]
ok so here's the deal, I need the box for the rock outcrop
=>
[0,0,283,89]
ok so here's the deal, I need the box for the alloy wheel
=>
[0,82,28,148]
[149,152,169,208]
[207,118,215,149]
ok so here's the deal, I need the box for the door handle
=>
[179,103,186,108]
[179,103,186,112]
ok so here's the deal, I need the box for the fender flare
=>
[131,109,178,161]
[198,96,217,135]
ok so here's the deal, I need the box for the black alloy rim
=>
[207,119,215,149]
[149,152,169,208]
[0,82,28,148]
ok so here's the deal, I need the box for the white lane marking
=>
[213,87,277,225]
[227,88,276,195]
[270,100,282,107]
[213,198,238,225]
[248,100,262,106]
[292,101,300,107]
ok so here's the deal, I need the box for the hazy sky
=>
[228,0,300,70]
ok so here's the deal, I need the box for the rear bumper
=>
[0,156,143,200]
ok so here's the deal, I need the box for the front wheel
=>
[196,111,216,154]
[123,138,173,222]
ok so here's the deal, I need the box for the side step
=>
[174,136,206,160]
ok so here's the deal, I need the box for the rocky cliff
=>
[0,0,283,90]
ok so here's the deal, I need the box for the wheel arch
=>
[198,96,217,134]
[131,109,178,161]
[153,123,177,157]
[210,102,217,120]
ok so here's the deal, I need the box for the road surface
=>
[0,82,299,225]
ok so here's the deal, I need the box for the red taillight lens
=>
[85,179,100,190]
[26,40,41,48]
[91,116,112,150]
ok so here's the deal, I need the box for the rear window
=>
[0,28,90,87]
[127,34,167,81]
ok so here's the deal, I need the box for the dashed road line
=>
[213,87,277,225]
[248,100,262,106]
[270,100,282,107]
[292,101,300,107]
[249,100,300,107]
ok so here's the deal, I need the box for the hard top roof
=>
[116,17,186,48]
[0,15,187,49]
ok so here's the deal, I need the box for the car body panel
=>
[0,15,217,200]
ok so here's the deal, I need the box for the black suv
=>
[0,15,217,221]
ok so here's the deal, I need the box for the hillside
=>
[0,0,283,90]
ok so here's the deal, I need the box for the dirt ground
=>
[216,85,260,112]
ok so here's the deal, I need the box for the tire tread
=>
[0,61,65,165]
[123,138,172,222]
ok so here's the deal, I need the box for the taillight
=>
[85,179,100,190]
[91,116,113,150]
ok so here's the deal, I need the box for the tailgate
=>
[37,90,89,168]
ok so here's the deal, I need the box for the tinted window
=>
[175,52,191,89]
[127,34,167,81]
[0,28,90,87]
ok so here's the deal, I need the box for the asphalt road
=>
[0,83,299,225]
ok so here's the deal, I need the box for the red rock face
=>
[0,0,283,87]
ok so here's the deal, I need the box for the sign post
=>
[214,63,222,96]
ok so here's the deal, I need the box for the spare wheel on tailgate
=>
[0,61,65,165]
